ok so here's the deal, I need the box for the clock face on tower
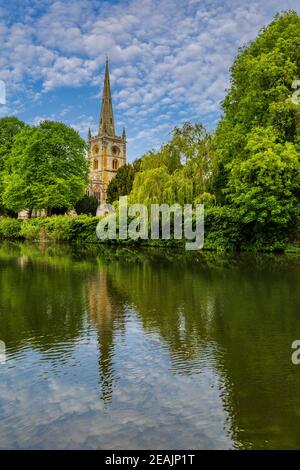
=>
[111,145,120,156]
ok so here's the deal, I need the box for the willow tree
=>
[128,122,214,207]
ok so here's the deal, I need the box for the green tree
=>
[140,122,212,185]
[213,11,300,200]
[107,160,141,204]
[227,127,300,225]
[129,166,171,206]
[175,123,214,197]
[3,121,88,214]
[0,117,26,215]
[75,194,98,215]
[129,122,214,206]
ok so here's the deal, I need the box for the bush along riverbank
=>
[0,209,299,252]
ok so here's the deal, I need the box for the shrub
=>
[75,195,98,215]
[204,206,241,251]
[0,217,22,239]
[68,215,101,243]
[43,216,73,241]
[203,206,288,252]
[20,218,45,240]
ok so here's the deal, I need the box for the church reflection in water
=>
[86,269,126,402]
[1,242,300,449]
[83,252,300,449]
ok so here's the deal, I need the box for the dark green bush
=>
[75,195,98,216]
[204,206,241,251]
[43,216,73,241]
[0,210,294,252]
[68,215,101,243]
[0,217,22,239]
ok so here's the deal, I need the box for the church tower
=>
[87,58,126,204]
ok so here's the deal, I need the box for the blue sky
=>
[0,0,299,161]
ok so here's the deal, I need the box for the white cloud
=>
[0,0,299,158]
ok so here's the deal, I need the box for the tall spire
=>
[99,57,115,136]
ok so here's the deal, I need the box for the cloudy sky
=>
[0,0,299,160]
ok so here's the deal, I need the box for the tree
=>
[75,194,98,215]
[107,160,141,204]
[175,123,214,196]
[213,11,300,199]
[3,121,88,214]
[0,117,26,215]
[226,127,300,226]
[128,122,214,206]
[129,166,172,206]
[139,122,212,184]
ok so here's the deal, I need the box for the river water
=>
[0,241,299,449]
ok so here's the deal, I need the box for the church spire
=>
[99,57,115,136]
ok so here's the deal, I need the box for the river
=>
[0,241,299,449]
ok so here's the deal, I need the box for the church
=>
[87,58,126,205]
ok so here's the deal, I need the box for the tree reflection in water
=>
[0,241,299,449]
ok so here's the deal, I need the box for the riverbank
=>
[0,213,298,252]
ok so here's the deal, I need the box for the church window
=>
[93,160,98,170]
[92,144,99,154]
[112,159,118,170]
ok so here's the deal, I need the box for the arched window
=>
[93,159,98,170]
[112,159,118,170]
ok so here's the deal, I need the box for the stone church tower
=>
[87,58,126,205]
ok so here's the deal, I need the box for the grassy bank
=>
[0,211,298,252]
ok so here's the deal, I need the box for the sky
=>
[0,0,299,161]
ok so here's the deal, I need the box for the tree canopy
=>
[213,11,300,200]
[128,122,214,207]
[0,11,299,250]
[2,121,88,213]
[0,117,26,215]
[107,160,141,204]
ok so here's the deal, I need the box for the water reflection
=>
[0,241,299,449]
[86,269,126,402]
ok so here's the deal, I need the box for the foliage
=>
[107,160,141,204]
[213,11,300,199]
[75,194,98,215]
[129,122,213,207]
[204,206,288,252]
[0,217,22,239]
[226,127,300,225]
[194,192,216,207]
[20,218,46,240]
[20,215,101,243]
[0,117,27,169]
[0,13,299,252]
[67,215,101,243]
[2,121,89,213]
[0,117,27,213]
[203,207,241,251]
